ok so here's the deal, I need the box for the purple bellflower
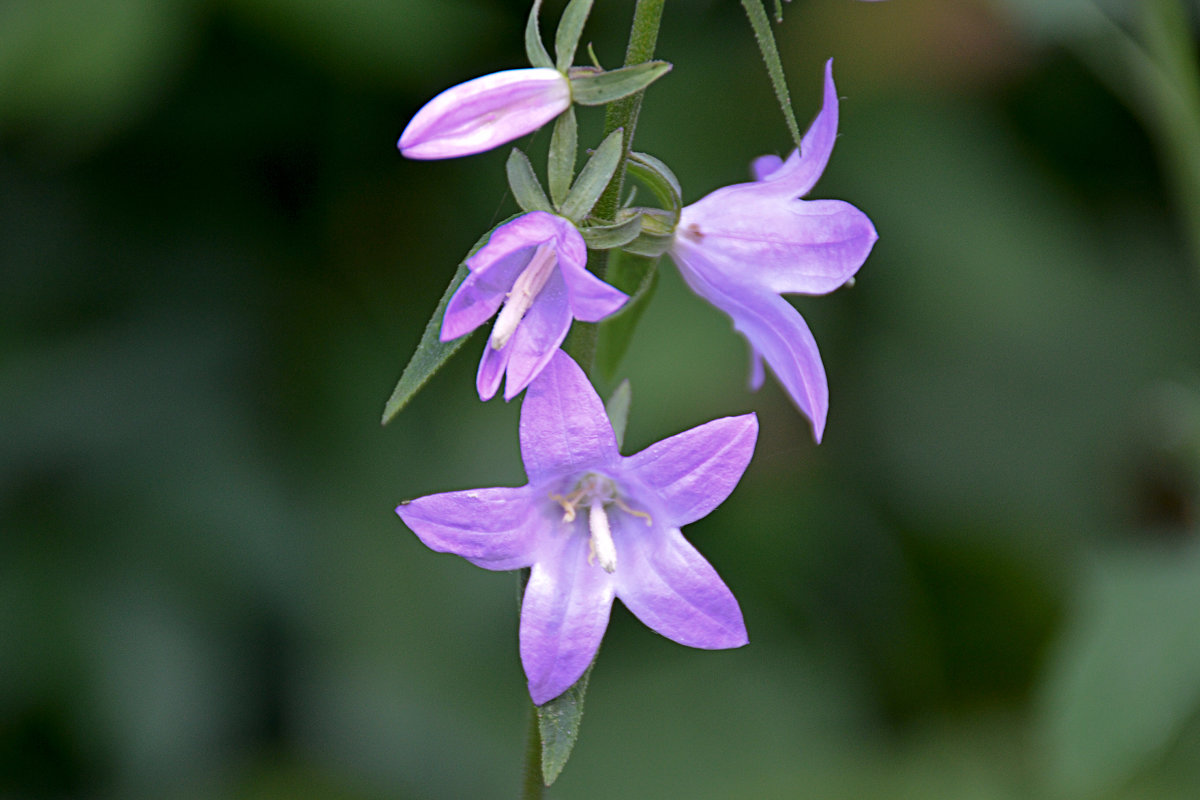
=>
[669,60,877,443]
[442,211,628,402]
[396,351,756,705]
[399,68,571,160]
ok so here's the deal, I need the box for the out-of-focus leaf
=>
[382,218,518,423]
[559,128,623,223]
[0,0,195,149]
[554,0,594,73]
[567,61,672,106]
[524,0,553,69]
[506,149,553,214]
[595,250,659,380]
[1037,543,1200,798]
[547,107,578,208]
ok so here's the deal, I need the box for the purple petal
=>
[498,270,572,400]
[757,59,839,198]
[465,212,562,276]
[624,414,758,527]
[557,242,628,322]
[673,248,829,441]
[679,195,877,296]
[399,68,571,160]
[751,154,784,181]
[613,523,747,649]
[520,351,619,483]
[396,486,538,571]
[441,253,529,342]
[476,338,511,401]
[520,533,615,704]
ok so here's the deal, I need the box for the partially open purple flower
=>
[442,211,628,401]
[670,60,877,443]
[397,351,755,705]
[399,68,571,160]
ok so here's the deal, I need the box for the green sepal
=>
[739,0,802,149]
[580,212,642,250]
[537,660,594,786]
[506,148,553,214]
[554,0,594,72]
[595,250,660,379]
[547,107,578,208]
[559,127,623,223]
[380,217,518,424]
[619,208,674,257]
[605,380,632,449]
[567,61,672,106]
[626,150,682,215]
[525,0,554,69]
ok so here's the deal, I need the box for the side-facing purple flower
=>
[399,68,571,160]
[669,60,877,442]
[397,351,755,705]
[442,211,628,401]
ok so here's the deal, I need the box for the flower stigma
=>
[490,241,558,350]
[549,473,652,574]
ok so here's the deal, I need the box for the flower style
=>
[399,68,571,160]
[442,211,628,401]
[396,351,756,705]
[669,60,877,442]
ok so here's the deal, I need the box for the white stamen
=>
[588,502,617,573]
[490,242,557,350]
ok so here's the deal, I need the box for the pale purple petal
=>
[674,247,829,441]
[399,68,571,160]
[520,533,615,704]
[441,253,529,341]
[520,351,619,483]
[756,59,839,198]
[499,270,572,401]
[396,486,538,571]
[679,195,877,296]
[558,252,629,323]
[466,212,561,275]
[625,414,758,527]
[613,523,747,649]
[476,339,511,401]
[751,154,784,181]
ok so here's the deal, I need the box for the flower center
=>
[490,241,557,350]
[549,473,652,574]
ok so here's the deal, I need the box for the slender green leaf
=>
[739,0,802,149]
[626,150,681,214]
[580,213,642,249]
[381,218,517,423]
[568,61,672,106]
[538,660,594,786]
[554,0,594,72]
[547,107,578,208]
[595,250,660,379]
[605,380,632,448]
[559,127,623,222]
[506,148,553,214]
[525,0,553,69]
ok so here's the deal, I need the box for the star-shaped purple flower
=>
[442,211,628,401]
[670,59,877,442]
[396,351,756,705]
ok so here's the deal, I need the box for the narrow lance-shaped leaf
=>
[559,127,623,222]
[525,0,554,69]
[381,217,518,423]
[568,61,672,106]
[595,250,660,379]
[547,107,578,208]
[739,0,802,149]
[555,0,594,72]
[537,661,594,786]
[506,148,553,214]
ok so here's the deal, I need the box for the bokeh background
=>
[4,0,1200,797]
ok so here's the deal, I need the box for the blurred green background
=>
[4,0,1200,797]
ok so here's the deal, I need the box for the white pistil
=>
[588,502,617,573]
[490,242,557,350]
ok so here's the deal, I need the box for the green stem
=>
[565,0,665,371]
[521,706,545,798]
